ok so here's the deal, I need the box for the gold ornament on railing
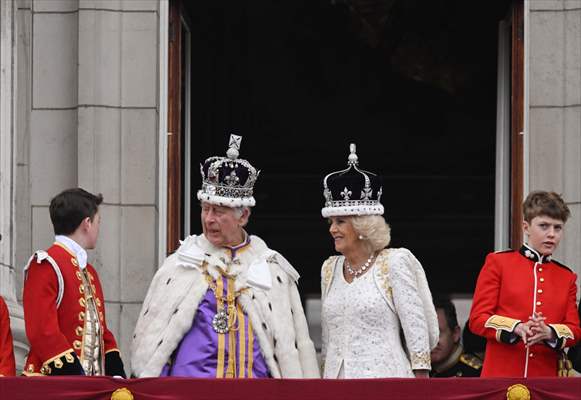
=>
[111,387,134,400]
[506,384,530,400]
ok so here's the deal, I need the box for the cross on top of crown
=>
[227,134,242,160]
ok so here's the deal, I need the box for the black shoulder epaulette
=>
[494,249,513,254]
[459,353,483,370]
[551,259,572,272]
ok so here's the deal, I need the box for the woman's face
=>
[328,216,359,254]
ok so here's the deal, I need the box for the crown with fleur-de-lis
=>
[197,134,260,207]
[321,143,384,217]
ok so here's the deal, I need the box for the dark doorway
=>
[180,0,512,296]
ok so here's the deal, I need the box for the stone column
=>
[75,0,160,370]
[528,0,581,279]
[10,0,161,374]
[1,0,28,373]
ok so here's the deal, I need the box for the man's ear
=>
[453,326,461,344]
[81,216,92,231]
[239,208,251,227]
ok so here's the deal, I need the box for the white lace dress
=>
[321,248,437,378]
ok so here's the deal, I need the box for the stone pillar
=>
[528,0,581,280]
[1,0,28,373]
[10,0,161,374]
[75,0,160,370]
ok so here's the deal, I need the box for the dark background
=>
[181,0,512,297]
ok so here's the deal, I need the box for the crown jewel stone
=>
[224,170,240,186]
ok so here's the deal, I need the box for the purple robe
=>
[161,238,269,378]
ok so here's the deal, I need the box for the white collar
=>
[55,235,88,269]
[176,234,272,290]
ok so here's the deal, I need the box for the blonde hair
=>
[350,215,391,253]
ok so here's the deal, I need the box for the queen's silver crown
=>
[321,143,384,217]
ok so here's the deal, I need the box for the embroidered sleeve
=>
[553,274,581,349]
[320,257,337,368]
[40,349,84,376]
[484,315,521,344]
[374,252,393,301]
[468,253,523,344]
[320,257,336,299]
[485,315,520,332]
[23,257,75,366]
[388,250,431,370]
[410,352,431,370]
[549,324,574,349]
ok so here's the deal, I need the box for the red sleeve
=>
[469,254,519,341]
[23,260,74,362]
[560,274,581,348]
[0,297,15,376]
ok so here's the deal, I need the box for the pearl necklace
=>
[345,254,375,277]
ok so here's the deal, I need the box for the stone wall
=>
[9,0,161,373]
[528,0,581,282]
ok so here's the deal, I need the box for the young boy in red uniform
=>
[0,296,15,376]
[469,191,580,377]
[23,188,125,376]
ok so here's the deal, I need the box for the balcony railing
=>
[1,376,580,400]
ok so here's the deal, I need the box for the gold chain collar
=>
[202,262,249,334]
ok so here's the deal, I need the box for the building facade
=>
[0,0,579,373]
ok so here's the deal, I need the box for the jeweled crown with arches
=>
[321,143,384,217]
[197,134,260,207]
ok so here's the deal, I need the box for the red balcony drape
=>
[0,376,580,400]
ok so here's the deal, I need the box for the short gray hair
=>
[233,206,250,219]
[199,202,251,223]
[350,215,391,253]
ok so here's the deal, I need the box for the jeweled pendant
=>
[212,309,229,333]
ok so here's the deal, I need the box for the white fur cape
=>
[130,234,320,378]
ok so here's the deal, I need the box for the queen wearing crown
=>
[130,135,319,378]
[320,144,439,378]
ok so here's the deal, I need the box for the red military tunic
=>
[23,242,123,376]
[0,296,16,376]
[469,245,581,377]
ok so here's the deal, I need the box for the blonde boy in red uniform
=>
[469,191,580,377]
[23,188,125,376]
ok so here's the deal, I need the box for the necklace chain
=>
[202,263,248,334]
[345,253,375,277]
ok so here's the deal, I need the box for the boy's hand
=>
[526,312,555,346]
[514,321,534,344]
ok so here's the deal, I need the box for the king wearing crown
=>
[131,135,319,378]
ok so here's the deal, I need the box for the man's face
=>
[430,308,460,365]
[523,215,564,255]
[201,202,248,247]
